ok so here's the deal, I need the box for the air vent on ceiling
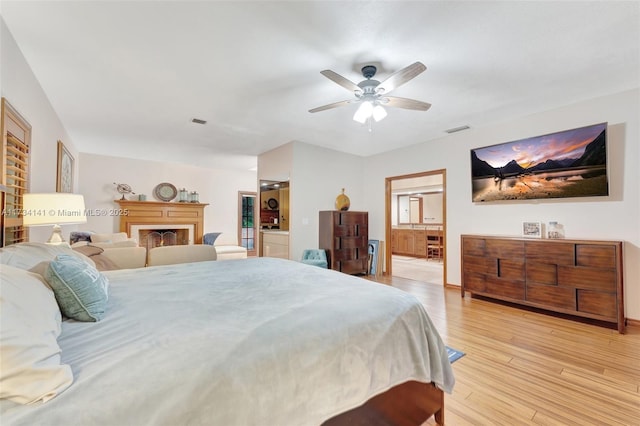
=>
[191,118,207,125]
[445,125,470,134]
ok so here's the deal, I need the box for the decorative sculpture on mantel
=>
[114,182,135,200]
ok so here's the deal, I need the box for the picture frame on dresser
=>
[522,221,542,238]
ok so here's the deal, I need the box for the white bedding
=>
[1,257,454,425]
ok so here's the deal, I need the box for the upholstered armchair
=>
[300,249,328,268]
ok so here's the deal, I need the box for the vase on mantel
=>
[335,188,350,211]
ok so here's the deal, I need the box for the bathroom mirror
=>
[398,195,423,224]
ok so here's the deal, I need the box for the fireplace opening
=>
[139,228,190,251]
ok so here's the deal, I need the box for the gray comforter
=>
[1,257,454,425]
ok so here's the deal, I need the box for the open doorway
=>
[238,191,257,256]
[384,169,446,286]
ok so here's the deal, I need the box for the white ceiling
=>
[1,1,638,172]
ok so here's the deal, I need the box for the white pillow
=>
[0,242,96,272]
[91,232,129,243]
[0,265,74,404]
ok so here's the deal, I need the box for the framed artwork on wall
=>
[56,140,74,193]
[470,122,608,202]
[522,221,542,238]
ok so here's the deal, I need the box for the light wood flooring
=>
[367,275,640,425]
[392,255,443,284]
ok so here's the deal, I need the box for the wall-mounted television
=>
[471,122,608,202]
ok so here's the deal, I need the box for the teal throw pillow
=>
[44,254,109,322]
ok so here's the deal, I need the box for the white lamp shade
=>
[22,193,87,226]
[353,101,374,124]
[372,105,387,122]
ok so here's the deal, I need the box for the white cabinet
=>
[261,231,289,259]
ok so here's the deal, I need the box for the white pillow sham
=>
[0,242,96,272]
[0,265,73,404]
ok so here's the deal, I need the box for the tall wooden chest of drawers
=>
[319,211,369,275]
[461,235,625,333]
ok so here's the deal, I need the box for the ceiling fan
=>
[309,61,431,126]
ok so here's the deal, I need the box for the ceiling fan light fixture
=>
[313,62,429,127]
[353,101,373,124]
[372,105,387,122]
[309,62,431,125]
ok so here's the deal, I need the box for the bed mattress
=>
[1,257,454,425]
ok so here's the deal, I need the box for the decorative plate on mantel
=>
[153,182,177,202]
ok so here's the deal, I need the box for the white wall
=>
[258,141,365,261]
[289,141,365,262]
[363,88,640,321]
[257,142,293,184]
[1,19,78,242]
[422,193,443,223]
[78,153,256,245]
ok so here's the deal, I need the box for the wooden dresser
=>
[319,211,369,275]
[461,235,625,333]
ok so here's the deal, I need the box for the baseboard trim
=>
[626,318,640,328]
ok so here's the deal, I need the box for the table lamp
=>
[22,193,87,244]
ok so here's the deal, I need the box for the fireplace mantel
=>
[115,200,209,244]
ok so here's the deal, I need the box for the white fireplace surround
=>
[131,224,195,246]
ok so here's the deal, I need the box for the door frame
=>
[238,191,257,256]
[384,169,447,285]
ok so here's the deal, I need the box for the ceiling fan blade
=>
[320,70,363,94]
[376,62,427,94]
[308,100,354,113]
[382,96,431,111]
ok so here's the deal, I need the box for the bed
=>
[0,243,454,425]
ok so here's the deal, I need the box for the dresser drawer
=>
[340,259,368,275]
[526,262,558,285]
[463,237,486,257]
[526,283,576,310]
[577,290,617,319]
[339,212,367,226]
[498,258,525,281]
[576,245,616,268]
[525,241,574,266]
[486,239,524,259]
[558,266,616,291]
[485,276,525,300]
